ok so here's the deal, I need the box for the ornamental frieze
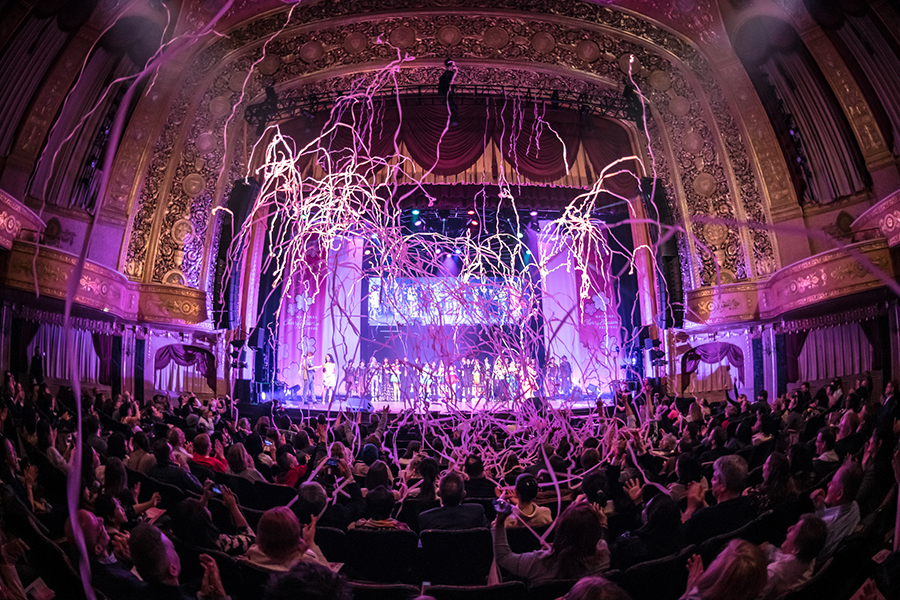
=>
[0,241,207,326]
[121,0,777,292]
[0,188,44,250]
[687,239,893,326]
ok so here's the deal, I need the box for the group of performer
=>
[295,352,574,406]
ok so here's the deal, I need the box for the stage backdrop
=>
[537,224,621,394]
[275,237,362,394]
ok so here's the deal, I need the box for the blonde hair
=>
[694,539,767,600]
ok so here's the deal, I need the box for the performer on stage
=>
[379,358,393,403]
[322,354,337,406]
[301,351,316,404]
[343,363,356,400]
[545,356,559,398]
[391,359,402,403]
[368,356,380,400]
[559,355,573,397]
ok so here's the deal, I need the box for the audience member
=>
[811,460,863,559]
[244,507,329,571]
[418,471,487,530]
[493,502,610,585]
[681,539,766,600]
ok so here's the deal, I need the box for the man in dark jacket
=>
[683,454,754,545]
[419,471,487,531]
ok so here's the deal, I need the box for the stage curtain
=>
[494,104,581,182]
[286,101,638,185]
[681,342,744,394]
[784,330,810,383]
[580,115,640,198]
[27,323,101,384]
[91,333,114,386]
[798,323,873,383]
[401,102,494,176]
[10,318,40,375]
[154,344,216,391]
[858,318,884,370]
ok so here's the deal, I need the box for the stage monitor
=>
[367,276,530,327]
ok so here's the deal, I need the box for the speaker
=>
[345,396,373,413]
[214,178,260,330]
[134,338,145,407]
[249,327,265,350]
[234,378,254,404]
[640,178,683,329]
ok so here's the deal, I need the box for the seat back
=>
[345,528,419,583]
[188,459,218,484]
[462,498,496,523]
[419,528,493,585]
[619,544,697,600]
[19,518,86,600]
[221,473,260,509]
[253,480,297,509]
[140,475,188,508]
[348,582,421,600]
[425,582,528,600]
[506,525,550,554]
[315,526,347,563]
[236,560,277,599]
[527,579,580,600]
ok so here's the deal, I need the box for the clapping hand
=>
[624,478,643,504]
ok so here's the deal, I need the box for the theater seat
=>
[253,480,297,509]
[345,528,418,582]
[348,582,421,600]
[619,544,697,600]
[314,526,347,563]
[526,579,579,600]
[424,581,527,600]
[419,528,493,585]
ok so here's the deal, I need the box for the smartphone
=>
[211,485,222,495]
[263,439,273,447]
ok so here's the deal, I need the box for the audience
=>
[493,502,610,584]
[2,367,897,600]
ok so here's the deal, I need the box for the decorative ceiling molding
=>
[0,188,44,250]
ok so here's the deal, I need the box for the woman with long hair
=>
[745,452,797,512]
[493,502,610,584]
[171,486,255,556]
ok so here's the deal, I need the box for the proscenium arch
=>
[114,0,780,302]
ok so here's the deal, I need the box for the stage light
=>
[530,210,538,217]
[525,249,532,255]
[412,209,420,216]
[454,247,461,255]
[470,220,478,226]
[414,220,422,226]
[467,209,475,215]
[364,249,372,255]
[261,391,267,400]
[517,232,524,238]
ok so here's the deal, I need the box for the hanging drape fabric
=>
[798,322,874,382]
[11,318,40,375]
[91,333,114,385]
[681,342,745,394]
[154,344,216,391]
[279,100,639,196]
[26,323,101,384]
[785,330,810,383]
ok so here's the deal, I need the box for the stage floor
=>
[278,395,600,415]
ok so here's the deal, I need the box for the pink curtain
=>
[91,332,114,385]
[154,344,216,391]
[681,342,745,394]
